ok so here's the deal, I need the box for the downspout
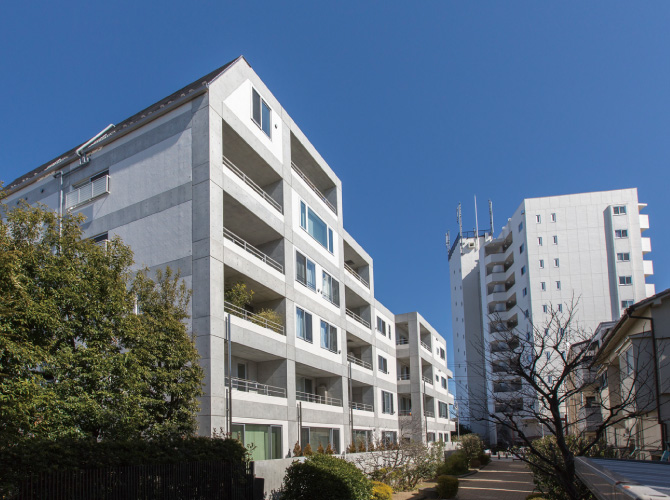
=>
[76,124,114,163]
[53,171,63,238]
[627,312,666,448]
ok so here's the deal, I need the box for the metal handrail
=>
[223,227,284,274]
[291,162,337,214]
[347,354,372,370]
[296,391,342,407]
[399,410,412,417]
[225,376,286,398]
[424,410,435,418]
[350,401,373,412]
[223,155,283,214]
[344,263,370,288]
[397,373,411,381]
[422,376,433,385]
[396,338,409,345]
[224,301,285,335]
[420,340,431,351]
[346,309,371,329]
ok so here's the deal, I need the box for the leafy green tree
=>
[459,433,484,466]
[0,198,203,446]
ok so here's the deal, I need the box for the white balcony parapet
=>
[422,376,433,385]
[424,410,435,418]
[420,340,431,351]
[296,391,342,407]
[223,155,282,214]
[397,373,411,381]
[641,237,652,254]
[349,401,373,412]
[639,214,649,231]
[396,337,409,345]
[225,376,286,398]
[643,260,654,276]
[646,283,656,298]
[223,227,283,274]
[347,353,372,370]
[344,263,370,289]
[291,161,337,215]
[346,308,371,329]
[224,301,285,335]
[65,174,109,209]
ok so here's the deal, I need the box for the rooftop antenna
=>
[457,203,463,252]
[489,199,494,235]
[474,195,479,250]
[445,231,450,251]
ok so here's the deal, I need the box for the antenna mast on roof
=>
[456,203,463,252]
[489,199,494,236]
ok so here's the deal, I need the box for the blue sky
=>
[1,2,669,373]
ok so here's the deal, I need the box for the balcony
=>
[420,340,431,351]
[291,133,338,214]
[424,410,435,418]
[397,373,411,381]
[224,301,285,335]
[291,161,337,215]
[396,337,409,346]
[639,214,649,231]
[350,401,373,412]
[399,410,412,417]
[346,308,371,329]
[344,263,370,289]
[422,376,433,385]
[641,237,652,254]
[65,174,110,209]
[296,391,342,407]
[643,260,654,276]
[223,155,282,214]
[223,227,283,273]
[347,353,372,370]
[225,376,286,398]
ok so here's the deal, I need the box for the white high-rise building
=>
[448,189,654,445]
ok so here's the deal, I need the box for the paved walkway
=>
[391,459,535,500]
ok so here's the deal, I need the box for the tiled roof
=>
[6,56,243,191]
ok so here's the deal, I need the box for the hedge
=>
[436,475,459,499]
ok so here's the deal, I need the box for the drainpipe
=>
[76,124,114,163]
[348,361,354,449]
[627,312,666,449]
[53,171,63,238]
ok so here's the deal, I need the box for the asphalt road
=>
[457,459,536,500]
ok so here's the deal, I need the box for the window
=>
[300,202,334,253]
[523,287,528,297]
[65,170,110,209]
[519,244,524,254]
[539,259,545,268]
[585,396,596,408]
[553,235,558,245]
[548,374,553,384]
[554,258,560,267]
[619,276,632,285]
[441,377,447,389]
[600,372,608,389]
[524,309,529,318]
[536,214,541,223]
[551,213,556,222]
[538,237,543,246]
[381,391,394,414]
[296,307,313,342]
[320,320,338,353]
[521,265,526,275]
[439,347,446,360]
[322,271,340,306]
[621,347,634,377]
[378,355,388,374]
[543,305,548,313]
[541,282,546,291]
[526,331,532,341]
[615,229,628,238]
[556,281,561,290]
[376,317,387,336]
[558,304,563,312]
[613,205,627,215]
[231,423,282,461]
[439,402,448,418]
[301,427,340,454]
[518,222,524,232]
[381,430,397,445]
[546,352,551,361]
[295,251,316,290]
[621,299,634,309]
[617,253,630,262]
[252,88,272,137]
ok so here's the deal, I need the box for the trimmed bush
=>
[436,475,459,499]
[479,453,491,466]
[437,450,469,476]
[371,480,393,500]
[526,494,548,500]
[282,454,373,500]
[469,458,482,468]
[460,433,484,465]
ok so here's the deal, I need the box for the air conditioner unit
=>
[467,242,475,248]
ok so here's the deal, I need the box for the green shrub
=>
[460,433,484,465]
[252,308,282,328]
[479,453,491,466]
[224,282,254,310]
[371,480,393,500]
[469,458,481,468]
[437,450,469,476]
[436,475,459,499]
[281,454,372,500]
[526,494,548,500]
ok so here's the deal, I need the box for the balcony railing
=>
[224,301,285,335]
[346,308,371,329]
[420,341,431,351]
[347,354,372,370]
[396,337,409,345]
[350,402,373,412]
[65,174,110,209]
[397,373,411,381]
[291,162,337,214]
[223,155,282,214]
[344,263,370,289]
[424,410,435,418]
[422,376,433,385]
[223,227,284,274]
[399,410,412,417]
[296,391,342,407]
[225,376,286,398]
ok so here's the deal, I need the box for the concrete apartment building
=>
[448,190,654,445]
[3,56,454,461]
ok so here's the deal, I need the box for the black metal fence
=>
[16,461,255,500]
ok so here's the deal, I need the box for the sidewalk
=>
[391,459,535,500]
